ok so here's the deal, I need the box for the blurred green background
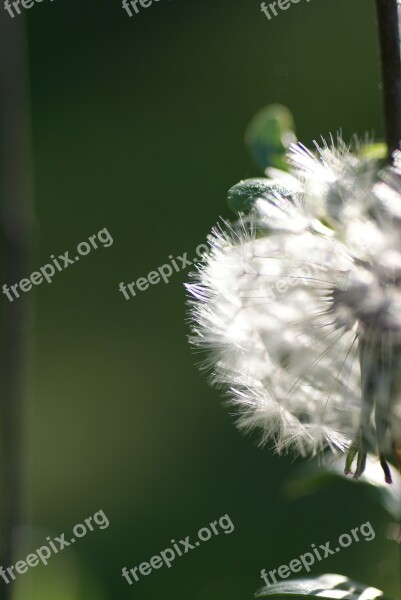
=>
[2,0,399,598]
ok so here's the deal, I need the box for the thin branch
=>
[376,0,401,159]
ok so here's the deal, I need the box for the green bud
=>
[227,178,292,214]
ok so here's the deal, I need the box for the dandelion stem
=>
[0,13,33,600]
[375,0,401,159]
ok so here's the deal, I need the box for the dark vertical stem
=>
[376,0,401,159]
[0,13,34,600]
[376,6,401,598]
[375,2,401,597]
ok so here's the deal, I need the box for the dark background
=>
[1,0,399,598]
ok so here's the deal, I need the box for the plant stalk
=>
[376,0,401,159]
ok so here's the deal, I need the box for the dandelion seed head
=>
[186,137,401,478]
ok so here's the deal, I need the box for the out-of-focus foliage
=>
[284,455,401,521]
[245,104,296,172]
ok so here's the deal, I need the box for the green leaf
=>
[245,104,297,172]
[284,454,401,521]
[227,178,293,214]
[256,573,389,600]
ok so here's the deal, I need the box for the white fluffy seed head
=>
[186,138,401,458]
